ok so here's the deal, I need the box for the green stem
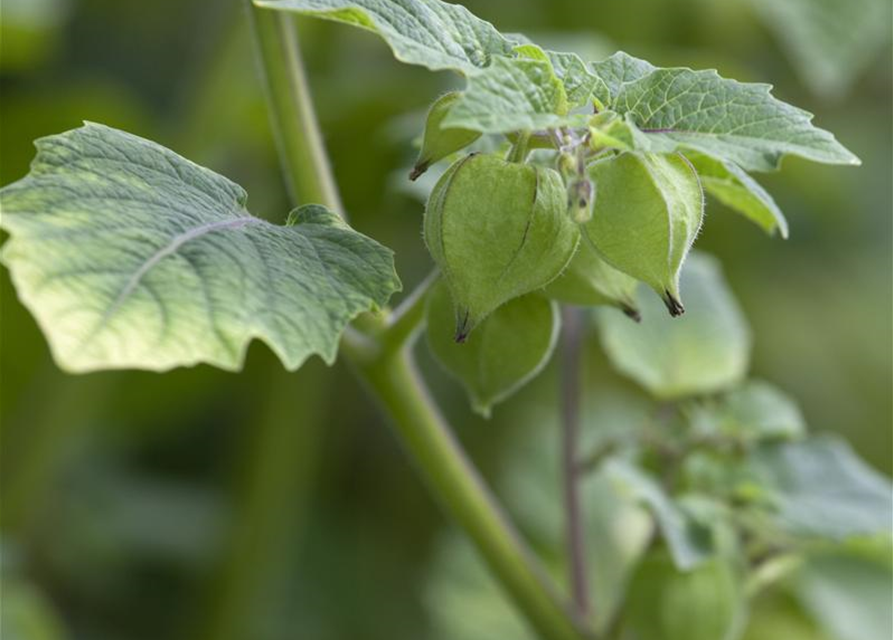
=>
[559,307,590,620]
[507,131,532,163]
[343,339,586,640]
[380,270,438,351]
[247,6,586,638]
[246,1,343,215]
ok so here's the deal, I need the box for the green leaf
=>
[592,52,861,171]
[514,43,607,109]
[0,579,66,640]
[590,51,655,101]
[441,55,583,134]
[584,151,704,314]
[749,436,893,540]
[686,152,789,238]
[410,91,482,181]
[688,380,806,443]
[588,111,638,151]
[543,234,641,319]
[606,461,714,570]
[598,253,752,399]
[748,0,892,97]
[0,123,401,372]
[425,282,558,417]
[796,552,893,640]
[254,0,514,73]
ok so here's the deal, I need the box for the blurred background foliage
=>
[0,0,890,639]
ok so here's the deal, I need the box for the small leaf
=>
[515,43,607,109]
[588,111,637,151]
[543,235,641,319]
[442,55,583,134]
[592,52,861,171]
[597,253,752,399]
[748,436,893,540]
[424,153,579,337]
[584,152,704,313]
[688,380,806,443]
[0,123,401,372]
[410,92,482,181]
[425,282,558,417]
[606,460,714,570]
[686,152,789,238]
[254,0,514,73]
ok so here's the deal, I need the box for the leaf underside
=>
[254,0,514,72]
[0,123,401,373]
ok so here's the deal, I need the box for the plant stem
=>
[507,131,532,163]
[559,306,591,620]
[343,338,586,640]
[381,270,439,351]
[247,7,586,638]
[246,1,343,215]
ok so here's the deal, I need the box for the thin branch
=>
[559,306,591,620]
[246,2,343,215]
[247,4,587,637]
[340,346,589,640]
[383,270,439,350]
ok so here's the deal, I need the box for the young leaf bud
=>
[410,92,482,181]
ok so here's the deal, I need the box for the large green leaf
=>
[597,253,751,399]
[254,0,513,73]
[592,52,860,171]
[0,123,401,372]
[749,437,893,540]
[590,52,655,99]
[425,282,559,417]
[686,152,789,238]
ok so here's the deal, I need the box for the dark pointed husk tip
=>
[662,291,685,317]
[620,303,642,323]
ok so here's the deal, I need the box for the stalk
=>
[559,306,591,619]
[246,2,343,214]
[246,4,587,638]
[342,333,586,640]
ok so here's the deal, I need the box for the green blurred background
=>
[1,0,890,638]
